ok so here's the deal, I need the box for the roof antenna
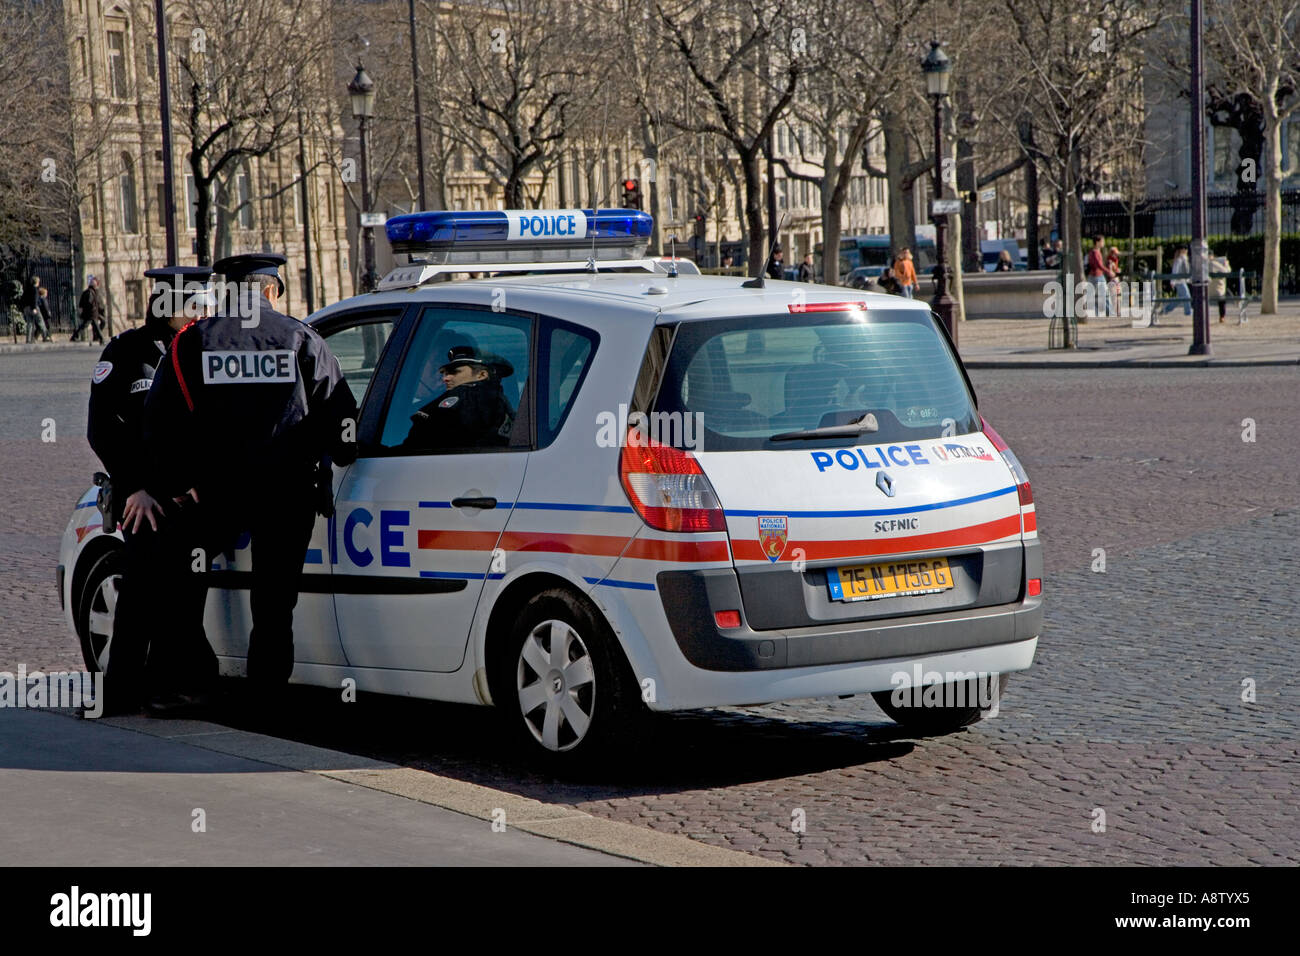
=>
[666,235,679,277]
[586,203,600,273]
[743,212,787,289]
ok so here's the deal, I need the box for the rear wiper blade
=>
[770,412,879,442]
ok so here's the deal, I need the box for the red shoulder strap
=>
[171,321,196,412]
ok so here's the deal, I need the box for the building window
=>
[237,170,252,229]
[185,174,198,230]
[107,27,129,98]
[268,182,280,224]
[1286,120,1300,179]
[77,38,87,77]
[125,279,143,321]
[1212,126,1241,183]
[156,183,167,227]
[89,189,99,230]
[145,41,155,79]
[119,152,138,234]
[292,160,304,227]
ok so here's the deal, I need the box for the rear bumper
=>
[657,542,1043,672]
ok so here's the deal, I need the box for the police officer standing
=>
[400,345,515,451]
[142,253,358,712]
[87,265,215,714]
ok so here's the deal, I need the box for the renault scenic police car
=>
[59,208,1042,763]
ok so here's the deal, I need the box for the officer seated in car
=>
[400,344,515,451]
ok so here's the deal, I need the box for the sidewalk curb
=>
[964,358,1300,370]
[0,342,102,354]
[77,711,782,867]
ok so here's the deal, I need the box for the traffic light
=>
[621,178,642,210]
[692,213,706,241]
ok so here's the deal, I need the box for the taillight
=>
[788,301,867,313]
[981,417,1033,506]
[619,431,726,532]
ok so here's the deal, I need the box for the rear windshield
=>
[650,309,979,451]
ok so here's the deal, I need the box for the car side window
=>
[377,306,533,455]
[538,321,598,447]
[318,316,397,407]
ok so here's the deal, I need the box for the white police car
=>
[59,208,1042,763]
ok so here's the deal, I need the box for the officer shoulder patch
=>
[91,361,113,384]
[439,395,460,408]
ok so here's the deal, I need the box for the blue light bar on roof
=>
[384,208,653,264]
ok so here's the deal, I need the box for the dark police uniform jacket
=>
[143,296,359,502]
[401,379,514,452]
[87,320,176,498]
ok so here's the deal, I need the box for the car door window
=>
[378,306,533,454]
[538,322,598,447]
[319,317,396,406]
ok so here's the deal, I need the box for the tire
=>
[75,547,125,673]
[872,673,1010,736]
[492,587,644,767]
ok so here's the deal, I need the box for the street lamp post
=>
[922,40,957,347]
[348,63,378,293]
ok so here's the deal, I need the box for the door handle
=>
[452,496,498,509]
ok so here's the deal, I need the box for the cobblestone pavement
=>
[3,354,1297,864]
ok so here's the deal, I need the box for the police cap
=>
[145,265,214,320]
[213,252,287,295]
[439,344,514,379]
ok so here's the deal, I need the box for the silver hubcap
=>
[516,619,596,752]
[87,573,121,671]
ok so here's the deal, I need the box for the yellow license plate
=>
[828,557,954,602]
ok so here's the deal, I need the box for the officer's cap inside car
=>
[439,344,513,379]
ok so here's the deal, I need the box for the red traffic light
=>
[623,179,638,192]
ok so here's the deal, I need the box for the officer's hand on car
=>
[122,490,166,534]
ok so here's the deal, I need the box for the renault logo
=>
[876,470,895,497]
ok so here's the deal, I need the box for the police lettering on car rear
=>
[61,208,1042,765]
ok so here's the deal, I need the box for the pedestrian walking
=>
[797,252,815,282]
[141,252,359,714]
[876,266,902,295]
[1162,246,1191,316]
[22,275,51,342]
[1209,249,1232,323]
[36,286,54,340]
[1044,239,1063,270]
[73,275,106,344]
[893,248,918,298]
[995,249,1015,272]
[1085,235,1112,318]
[767,246,785,281]
[1107,246,1123,316]
[87,266,216,715]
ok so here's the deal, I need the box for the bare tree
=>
[434,0,596,209]
[173,0,332,266]
[1205,0,1300,313]
[657,0,803,275]
[999,0,1171,305]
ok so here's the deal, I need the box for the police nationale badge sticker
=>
[439,395,459,408]
[91,361,112,384]
[758,515,788,563]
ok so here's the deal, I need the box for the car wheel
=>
[872,673,1010,735]
[76,548,125,673]
[495,588,643,765]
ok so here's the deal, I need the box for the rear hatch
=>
[650,303,1025,629]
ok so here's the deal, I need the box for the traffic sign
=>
[360,212,387,227]
[931,198,962,215]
